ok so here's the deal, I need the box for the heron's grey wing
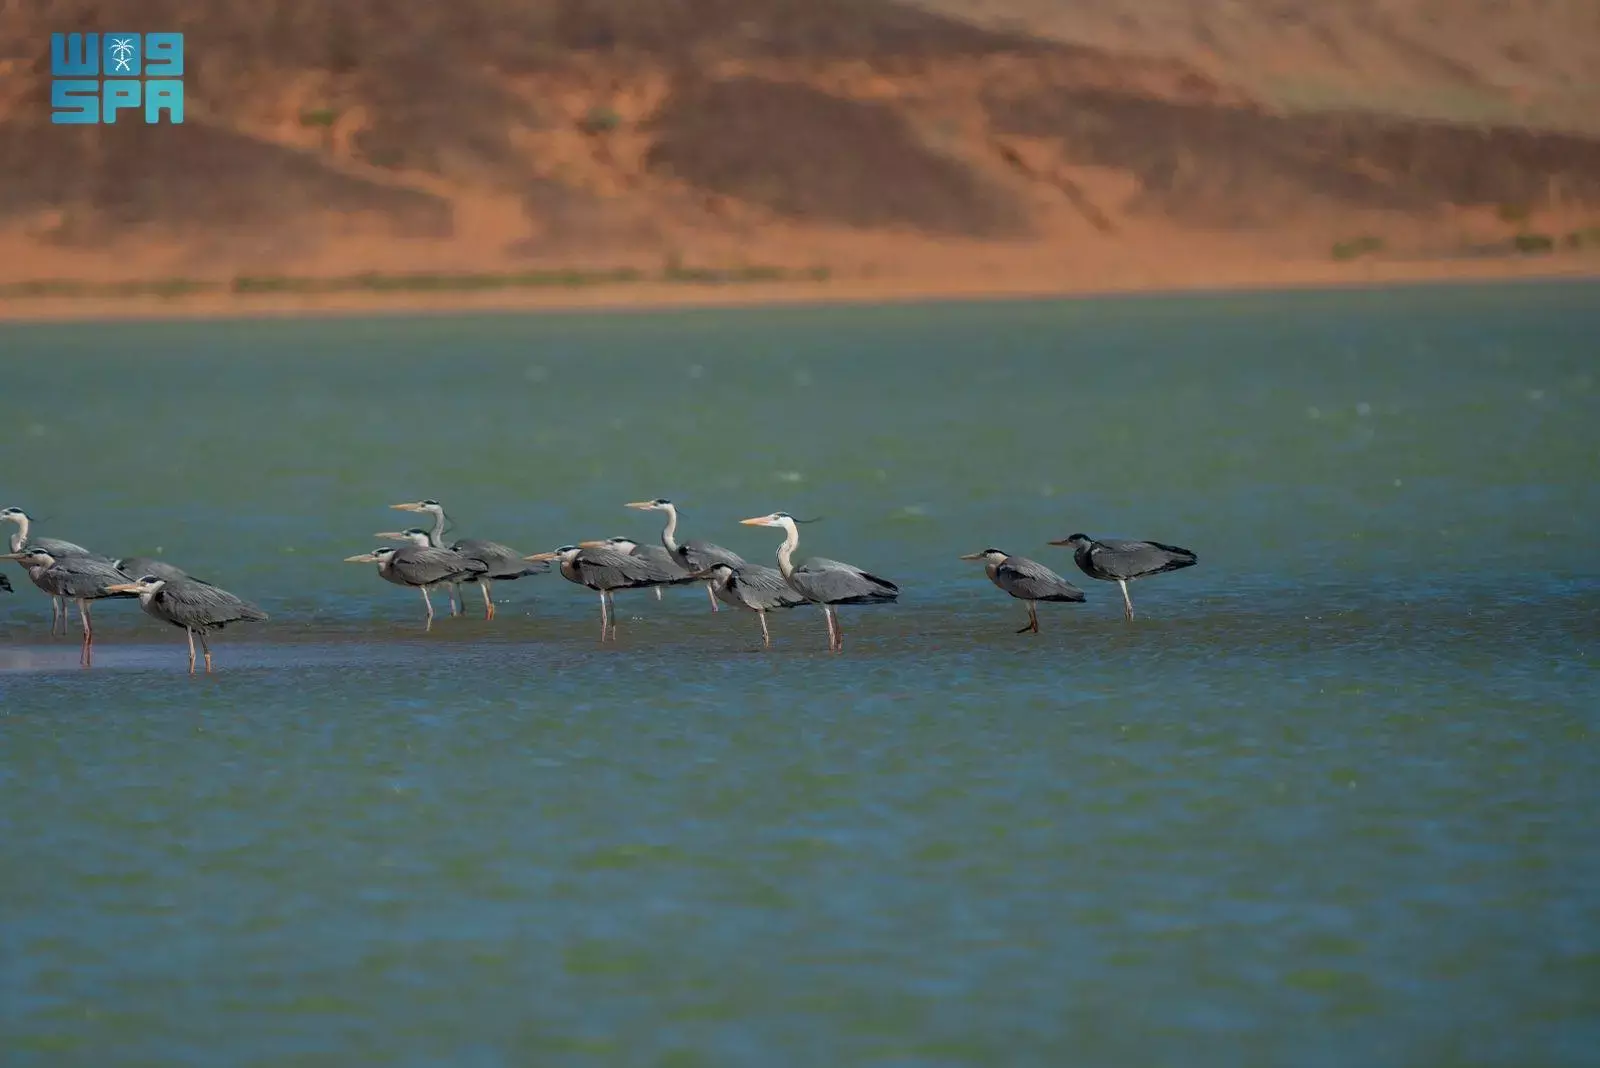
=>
[53,555,135,598]
[28,536,92,557]
[630,544,698,584]
[155,578,269,627]
[792,558,899,605]
[1090,539,1197,578]
[115,557,191,583]
[575,548,660,589]
[451,538,548,578]
[728,564,808,611]
[995,557,1085,602]
[680,539,746,570]
[392,546,487,586]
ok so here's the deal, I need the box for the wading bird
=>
[345,543,488,629]
[0,549,136,665]
[739,512,898,652]
[2,506,95,633]
[959,548,1085,633]
[526,543,662,642]
[692,562,809,647]
[389,499,548,619]
[625,498,747,611]
[1048,533,1197,620]
[105,575,267,674]
[582,537,697,600]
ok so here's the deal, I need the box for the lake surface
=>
[2,282,1597,1066]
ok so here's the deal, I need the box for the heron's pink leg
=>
[447,583,459,617]
[78,599,93,665]
[706,581,719,612]
[598,590,610,641]
[1118,579,1135,621]
[186,628,197,674]
[481,581,494,620]
[198,630,213,673]
[758,610,771,648]
[654,586,663,602]
[421,586,435,630]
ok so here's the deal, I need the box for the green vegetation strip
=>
[0,265,833,300]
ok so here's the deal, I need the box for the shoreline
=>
[0,256,1595,326]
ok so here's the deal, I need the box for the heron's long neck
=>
[10,515,28,552]
[775,521,799,579]
[659,506,680,553]
[427,509,446,548]
[139,583,164,608]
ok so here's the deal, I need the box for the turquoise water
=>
[2,282,1597,1065]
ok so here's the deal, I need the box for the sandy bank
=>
[0,255,1595,326]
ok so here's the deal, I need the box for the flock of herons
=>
[2,499,1199,673]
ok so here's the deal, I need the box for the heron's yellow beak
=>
[390,503,423,512]
[524,551,558,562]
[104,582,143,594]
[739,516,768,526]
[344,552,380,563]
[1046,538,1071,546]
[958,552,984,560]
[372,531,408,539]
[624,501,654,510]
[577,539,608,549]
[0,552,23,561]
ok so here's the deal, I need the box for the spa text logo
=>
[51,32,184,124]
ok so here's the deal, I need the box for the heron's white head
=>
[105,576,166,596]
[0,507,30,526]
[390,499,443,515]
[581,537,636,552]
[344,548,397,565]
[374,528,432,546]
[0,548,54,567]
[739,511,795,530]
[525,545,581,564]
[959,548,1010,564]
[1048,533,1092,549]
[625,497,674,512]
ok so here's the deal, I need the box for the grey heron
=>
[739,512,898,653]
[389,499,549,619]
[525,543,662,642]
[581,537,697,600]
[959,548,1085,633]
[0,548,136,665]
[1048,533,1197,619]
[105,575,267,674]
[2,506,95,634]
[344,544,489,629]
[625,498,747,611]
[692,562,808,647]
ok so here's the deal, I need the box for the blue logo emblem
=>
[51,32,184,124]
